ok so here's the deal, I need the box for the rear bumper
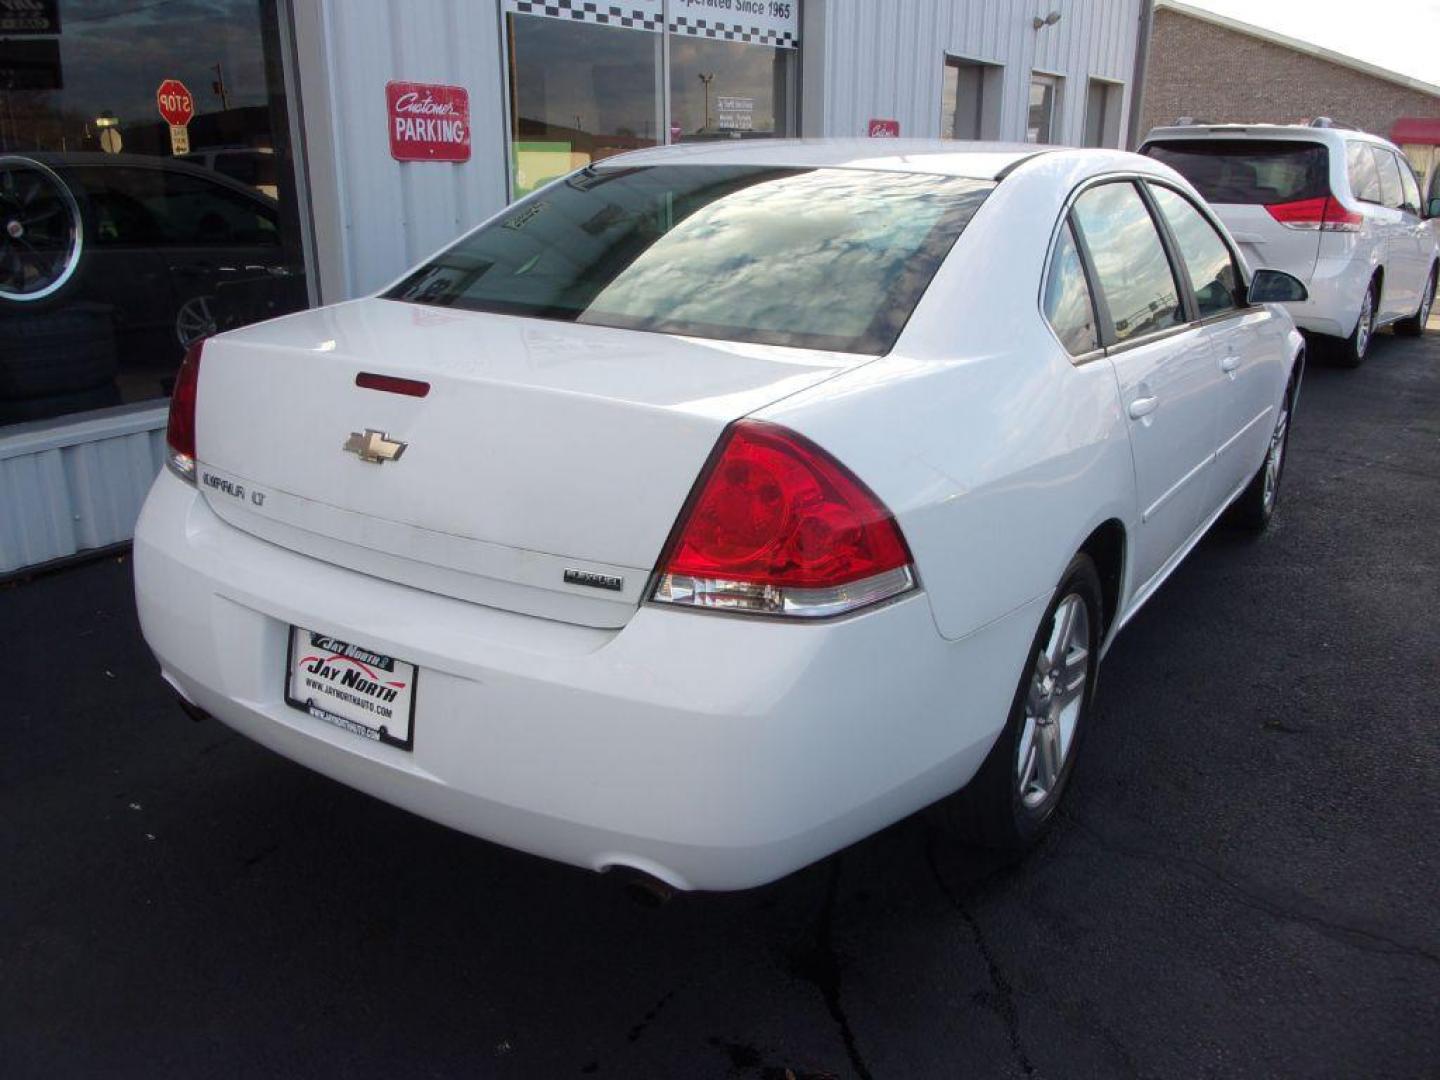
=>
[133,471,1041,890]
[1287,255,1371,338]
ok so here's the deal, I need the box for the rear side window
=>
[1071,182,1185,344]
[386,165,993,355]
[1372,148,1403,210]
[1042,222,1099,354]
[1347,142,1382,203]
[1149,185,1240,319]
[1143,139,1328,206]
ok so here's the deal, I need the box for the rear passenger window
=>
[1347,142,1381,203]
[1149,185,1240,319]
[1372,147,1403,209]
[1071,182,1184,344]
[1043,222,1099,354]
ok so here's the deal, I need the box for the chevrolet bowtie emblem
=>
[343,429,407,464]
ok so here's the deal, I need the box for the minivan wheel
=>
[934,554,1101,849]
[1337,279,1377,367]
[1394,266,1436,338]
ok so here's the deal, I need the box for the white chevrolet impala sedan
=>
[134,140,1307,891]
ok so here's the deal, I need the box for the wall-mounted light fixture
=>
[1032,11,1062,29]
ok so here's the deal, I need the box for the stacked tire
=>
[1,155,120,424]
[0,305,120,425]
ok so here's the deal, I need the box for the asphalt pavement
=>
[2,328,1437,1079]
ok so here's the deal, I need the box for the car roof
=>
[598,138,1055,181]
[12,150,280,206]
[1142,123,1397,150]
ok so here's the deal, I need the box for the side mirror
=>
[1248,268,1309,304]
[1427,196,1440,219]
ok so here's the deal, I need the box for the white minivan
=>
[1142,122,1439,366]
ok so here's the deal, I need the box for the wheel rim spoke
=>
[1036,722,1061,790]
[1016,592,1091,809]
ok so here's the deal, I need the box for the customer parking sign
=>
[386,81,471,163]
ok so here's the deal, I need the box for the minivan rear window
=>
[1142,140,1329,206]
[384,165,993,355]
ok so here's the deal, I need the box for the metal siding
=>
[0,410,167,575]
[819,0,1141,143]
[313,0,510,298]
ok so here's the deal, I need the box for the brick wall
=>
[1140,9,1440,141]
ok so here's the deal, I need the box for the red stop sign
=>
[156,79,194,127]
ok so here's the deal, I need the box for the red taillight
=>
[165,341,204,483]
[1265,195,1361,233]
[650,421,915,617]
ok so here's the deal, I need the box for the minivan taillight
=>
[165,341,204,483]
[650,421,915,618]
[1265,195,1362,232]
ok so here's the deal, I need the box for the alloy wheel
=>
[1262,395,1290,514]
[1355,286,1374,359]
[1017,594,1090,809]
[1421,272,1436,329]
[176,294,218,348]
[0,156,83,303]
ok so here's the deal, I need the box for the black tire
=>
[933,553,1103,849]
[1394,265,1436,338]
[1336,278,1378,368]
[0,304,118,400]
[1231,371,1296,533]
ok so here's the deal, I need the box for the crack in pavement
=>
[924,831,1036,1077]
[784,859,874,1080]
[1062,812,1440,967]
[627,988,675,1043]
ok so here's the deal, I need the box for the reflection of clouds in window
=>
[389,166,991,354]
[1150,186,1237,319]
[13,0,269,135]
[586,171,965,340]
[1073,183,1182,342]
[511,16,659,145]
[668,36,786,136]
[1043,224,1098,354]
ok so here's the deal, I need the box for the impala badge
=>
[344,429,407,464]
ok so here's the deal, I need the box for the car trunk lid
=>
[193,298,861,628]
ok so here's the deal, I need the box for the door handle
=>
[1221,353,1241,373]
[1128,395,1159,419]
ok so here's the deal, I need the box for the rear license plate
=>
[285,628,418,750]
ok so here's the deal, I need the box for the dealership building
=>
[0,0,1150,576]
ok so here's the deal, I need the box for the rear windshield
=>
[1142,139,1329,205]
[384,165,993,355]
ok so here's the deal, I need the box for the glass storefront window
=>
[504,1,800,197]
[668,37,794,142]
[506,13,662,198]
[0,0,307,427]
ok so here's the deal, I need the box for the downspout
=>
[1127,0,1156,149]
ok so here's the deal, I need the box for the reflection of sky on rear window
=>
[13,0,268,131]
[588,171,967,340]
